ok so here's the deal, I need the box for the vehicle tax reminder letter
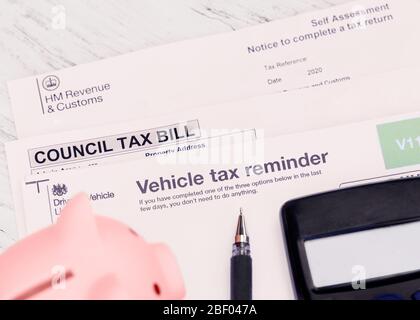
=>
[21,112,420,299]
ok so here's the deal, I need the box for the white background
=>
[0,0,367,250]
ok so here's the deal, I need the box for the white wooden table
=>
[0,0,352,250]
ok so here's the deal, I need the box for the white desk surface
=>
[0,0,355,250]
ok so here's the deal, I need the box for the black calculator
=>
[281,178,420,300]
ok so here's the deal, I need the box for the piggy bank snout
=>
[151,243,185,299]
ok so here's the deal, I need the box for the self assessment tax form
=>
[7,0,420,137]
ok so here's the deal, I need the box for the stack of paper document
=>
[5,0,420,299]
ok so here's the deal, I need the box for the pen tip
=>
[235,208,249,244]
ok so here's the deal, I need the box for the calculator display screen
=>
[304,221,420,288]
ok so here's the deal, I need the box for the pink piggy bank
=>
[0,193,185,300]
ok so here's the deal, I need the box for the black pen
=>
[230,208,252,300]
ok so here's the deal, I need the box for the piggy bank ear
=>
[56,193,98,239]
[152,244,185,299]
